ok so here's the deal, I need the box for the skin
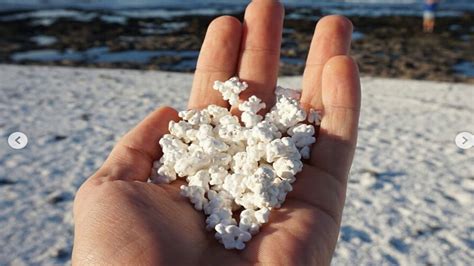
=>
[424,18,435,33]
[72,0,361,265]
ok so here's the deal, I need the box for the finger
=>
[236,0,284,110]
[309,55,361,181]
[189,16,242,109]
[94,106,179,182]
[300,15,353,110]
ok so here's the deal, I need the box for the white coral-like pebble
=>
[152,77,319,250]
[266,137,301,163]
[241,111,262,128]
[215,224,252,250]
[288,124,316,148]
[239,95,266,114]
[267,96,306,130]
[213,77,248,106]
[180,185,208,210]
[156,164,176,183]
[187,170,211,190]
[300,146,311,160]
[308,108,322,126]
[275,85,301,100]
[239,209,265,235]
[206,208,235,230]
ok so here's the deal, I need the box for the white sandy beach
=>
[0,64,473,265]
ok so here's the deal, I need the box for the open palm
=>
[72,1,360,265]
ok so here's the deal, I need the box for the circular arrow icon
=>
[455,131,473,150]
[8,132,28,150]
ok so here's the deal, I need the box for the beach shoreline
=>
[1,8,473,83]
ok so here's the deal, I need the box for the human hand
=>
[72,0,360,265]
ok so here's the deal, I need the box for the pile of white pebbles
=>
[151,77,320,250]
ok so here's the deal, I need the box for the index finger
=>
[189,16,242,109]
[236,0,284,111]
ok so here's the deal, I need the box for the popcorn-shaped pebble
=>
[199,137,229,154]
[239,207,271,235]
[180,185,208,210]
[288,123,315,136]
[308,108,322,126]
[239,95,266,114]
[293,134,316,149]
[211,152,232,167]
[155,164,177,183]
[245,142,266,162]
[254,207,271,224]
[179,109,211,125]
[209,166,228,186]
[158,135,188,169]
[239,209,261,235]
[241,179,292,209]
[217,123,244,142]
[187,143,203,154]
[187,170,211,191]
[204,190,234,215]
[150,160,161,180]
[159,134,187,154]
[238,166,282,209]
[241,111,262,128]
[266,137,300,163]
[154,77,317,250]
[232,152,258,175]
[274,179,293,208]
[222,173,247,199]
[169,120,192,141]
[235,193,259,210]
[150,160,176,184]
[174,151,210,177]
[239,185,280,209]
[206,105,230,125]
[299,146,311,160]
[213,77,248,106]
[288,124,316,148]
[275,86,301,100]
[219,114,240,125]
[206,208,235,230]
[215,224,252,250]
[196,124,213,140]
[267,96,306,130]
[249,121,281,144]
[273,157,302,181]
[227,141,246,154]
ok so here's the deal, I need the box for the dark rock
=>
[80,113,91,121]
[53,135,68,142]
[0,178,16,186]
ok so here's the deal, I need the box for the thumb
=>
[94,106,179,182]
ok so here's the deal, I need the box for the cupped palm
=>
[73,1,361,265]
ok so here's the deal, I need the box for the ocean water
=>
[0,0,473,15]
